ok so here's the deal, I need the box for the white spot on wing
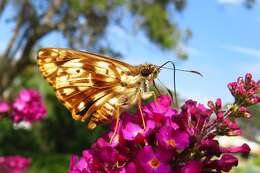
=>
[78,86,88,91]
[50,52,58,56]
[109,98,118,105]
[62,59,83,67]
[44,58,53,63]
[43,63,57,74]
[78,102,85,110]
[63,88,74,95]
[96,61,110,68]
[88,73,93,86]
[56,76,69,88]
[59,76,68,83]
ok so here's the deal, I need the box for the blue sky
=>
[1,0,260,104]
[106,0,260,104]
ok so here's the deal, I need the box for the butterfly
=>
[37,48,162,131]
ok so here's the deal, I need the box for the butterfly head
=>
[140,64,160,81]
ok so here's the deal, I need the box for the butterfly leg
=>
[138,90,160,129]
[109,105,120,144]
[137,92,146,129]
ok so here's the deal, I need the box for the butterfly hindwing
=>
[37,48,140,124]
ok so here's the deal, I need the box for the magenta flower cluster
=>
[227,73,260,118]
[0,89,47,124]
[68,73,259,173]
[0,156,31,173]
[4,89,47,124]
[0,89,46,172]
[0,101,9,113]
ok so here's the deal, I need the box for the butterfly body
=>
[37,48,159,129]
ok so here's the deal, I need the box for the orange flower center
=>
[167,139,176,147]
[149,157,160,169]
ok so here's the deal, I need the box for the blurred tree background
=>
[0,0,259,172]
[0,0,190,172]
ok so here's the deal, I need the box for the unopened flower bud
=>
[215,98,222,109]
[245,73,252,84]
[217,112,224,119]
[249,97,259,105]
[237,77,244,85]
[207,101,215,110]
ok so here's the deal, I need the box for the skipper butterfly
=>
[37,48,160,129]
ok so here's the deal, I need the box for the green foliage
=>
[0,0,189,171]
[130,1,182,49]
[231,156,260,173]
[0,66,108,156]
[67,0,125,13]
[253,156,260,165]
[239,104,260,130]
[63,0,188,50]
[247,104,260,128]
[28,154,70,173]
[0,0,189,95]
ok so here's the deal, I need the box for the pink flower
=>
[136,146,172,173]
[200,139,221,156]
[68,92,256,172]
[125,162,138,173]
[11,89,47,123]
[220,143,250,154]
[122,122,143,141]
[67,73,258,173]
[228,73,260,106]
[92,138,127,165]
[0,156,31,173]
[143,96,177,125]
[216,154,238,172]
[223,118,242,136]
[68,151,96,173]
[156,126,189,150]
[0,101,9,113]
[206,154,238,172]
[181,160,202,173]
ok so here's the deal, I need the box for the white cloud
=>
[224,45,260,58]
[224,45,260,76]
[218,0,260,5]
[218,0,244,5]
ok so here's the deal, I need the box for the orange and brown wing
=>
[37,48,139,123]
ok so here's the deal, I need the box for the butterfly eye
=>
[141,68,151,77]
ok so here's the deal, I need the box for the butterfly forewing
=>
[37,48,141,128]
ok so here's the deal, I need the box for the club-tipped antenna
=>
[158,66,203,77]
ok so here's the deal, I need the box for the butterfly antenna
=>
[158,61,179,108]
[158,66,203,77]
